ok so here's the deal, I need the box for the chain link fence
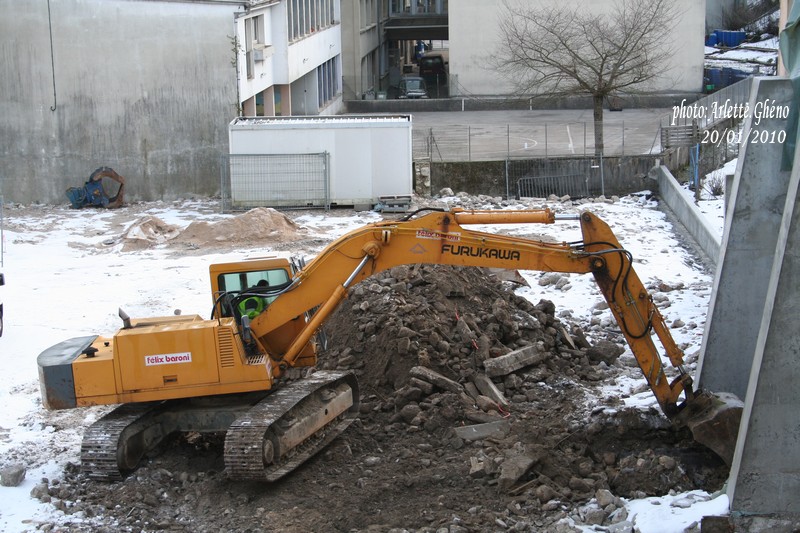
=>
[413,121,641,162]
[412,78,754,165]
[220,153,330,212]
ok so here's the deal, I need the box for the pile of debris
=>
[315,264,727,530]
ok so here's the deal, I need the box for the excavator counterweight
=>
[37,207,742,479]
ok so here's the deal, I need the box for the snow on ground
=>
[0,189,728,532]
[705,35,778,73]
[677,158,738,239]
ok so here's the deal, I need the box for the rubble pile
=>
[313,264,727,531]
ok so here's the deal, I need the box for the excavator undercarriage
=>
[81,371,358,481]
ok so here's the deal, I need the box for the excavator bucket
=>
[66,166,126,209]
[680,391,744,466]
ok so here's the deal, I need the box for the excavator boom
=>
[250,207,740,462]
[254,208,688,408]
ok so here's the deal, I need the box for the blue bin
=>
[714,29,746,47]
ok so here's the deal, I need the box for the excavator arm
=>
[251,208,693,420]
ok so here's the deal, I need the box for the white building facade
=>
[236,0,345,116]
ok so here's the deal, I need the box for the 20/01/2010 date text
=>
[701,128,786,147]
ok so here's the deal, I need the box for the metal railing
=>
[518,174,589,199]
[412,77,755,164]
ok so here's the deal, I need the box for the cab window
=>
[218,268,290,293]
[217,268,291,318]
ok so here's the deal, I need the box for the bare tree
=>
[493,0,680,155]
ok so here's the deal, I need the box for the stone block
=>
[453,419,511,442]
[408,366,463,394]
[471,373,510,409]
[483,345,547,377]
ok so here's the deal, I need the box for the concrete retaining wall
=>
[648,165,722,265]
[697,77,794,402]
[429,156,661,199]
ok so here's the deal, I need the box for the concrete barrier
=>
[696,77,793,402]
[648,165,722,265]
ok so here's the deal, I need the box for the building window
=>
[244,15,267,81]
[317,56,340,108]
[289,0,338,41]
[390,0,446,15]
[360,0,376,29]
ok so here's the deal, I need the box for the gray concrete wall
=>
[727,100,800,521]
[648,165,722,266]
[429,156,659,199]
[0,0,240,205]
[706,0,737,31]
[448,0,706,95]
[695,78,794,401]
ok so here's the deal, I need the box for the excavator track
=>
[224,370,359,481]
[80,402,168,481]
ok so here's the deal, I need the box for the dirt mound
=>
[312,265,727,529]
[121,215,181,251]
[120,208,308,251]
[175,207,308,247]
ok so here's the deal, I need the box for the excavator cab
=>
[209,257,319,369]
[210,258,293,321]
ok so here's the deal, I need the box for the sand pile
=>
[121,207,308,251]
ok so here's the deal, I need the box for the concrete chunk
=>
[454,419,511,442]
[498,453,538,491]
[0,464,26,487]
[476,395,501,413]
[408,366,463,394]
[408,377,434,395]
[483,345,547,377]
[464,381,481,401]
[471,373,510,409]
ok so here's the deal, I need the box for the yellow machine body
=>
[38,257,316,409]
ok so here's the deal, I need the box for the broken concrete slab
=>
[476,395,501,413]
[464,381,481,401]
[454,419,511,442]
[409,366,463,394]
[408,377,434,395]
[498,453,538,491]
[471,373,510,409]
[483,345,548,377]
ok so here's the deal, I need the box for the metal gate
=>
[221,153,329,212]
[517,173,589,199]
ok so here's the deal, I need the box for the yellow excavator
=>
[37,208,742,481]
